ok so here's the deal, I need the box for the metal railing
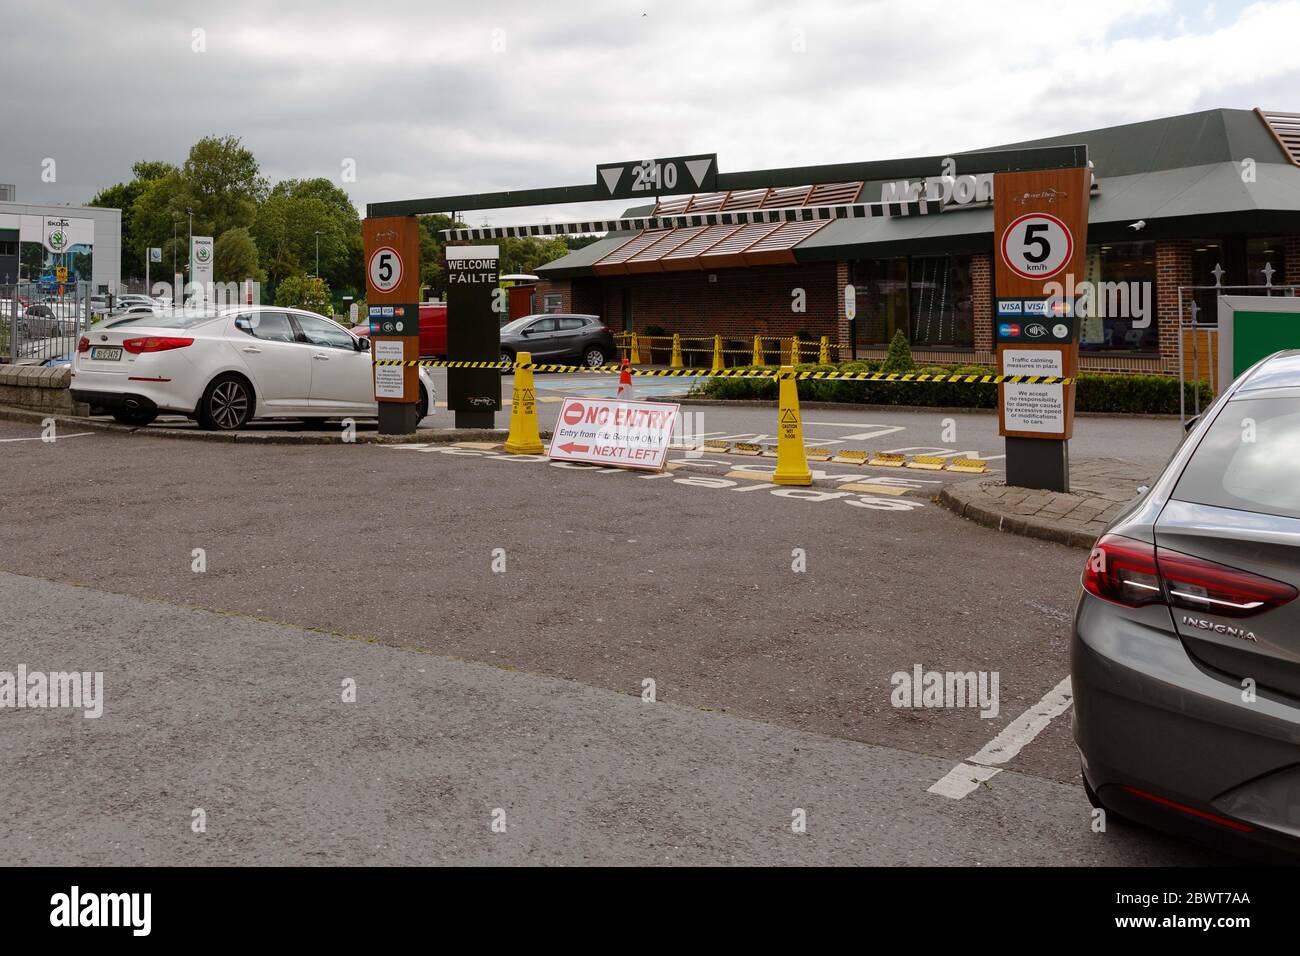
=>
[614,332,851,368]
[1177,283,1298,425]
[2,282,95,366]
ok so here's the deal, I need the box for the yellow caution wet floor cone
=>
[773,365,812,486]
[711,334,725,374]
[503,350,544,455]
[670,333,683,369]
[630,333,642,365]
[616,358,634,400]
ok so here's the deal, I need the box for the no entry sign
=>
[549,398,679,471]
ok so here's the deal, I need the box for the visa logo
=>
[1023,300,1049,314]
[996,300,1023,315]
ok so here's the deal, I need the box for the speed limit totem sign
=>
[363,215,422,434]
[992,166,1091,491]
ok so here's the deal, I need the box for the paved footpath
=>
[1,572,1222,865]
[941,458,1157,549]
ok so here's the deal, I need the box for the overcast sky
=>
[2,0,1297,226]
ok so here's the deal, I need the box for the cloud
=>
[0,0,1296,227]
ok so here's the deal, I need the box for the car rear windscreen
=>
[1173,396,1300,520]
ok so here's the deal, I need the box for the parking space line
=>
[0,432,95,443]
[926,676,1073,800]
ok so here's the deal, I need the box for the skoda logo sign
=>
[196,246,210,263]
[48,230,67,251]
[1024,322,1049,338]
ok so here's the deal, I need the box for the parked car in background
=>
[72,306,435,429]
[351,302,447,357]
[1074,349,1300,861]
[498,313,615,368]
[20,303,77,338]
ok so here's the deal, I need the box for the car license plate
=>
[90,347,122,361]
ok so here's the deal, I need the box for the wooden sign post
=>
[363,216,422,435]
[992,166,1091,492]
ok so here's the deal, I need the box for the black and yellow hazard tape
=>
[372,359,1073,385]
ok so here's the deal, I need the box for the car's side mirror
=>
[356,337,370,352]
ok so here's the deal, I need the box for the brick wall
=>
[971,253,992,352]
[1156,239,1193,373]
[533,280,572,314]
[835,261,851,353]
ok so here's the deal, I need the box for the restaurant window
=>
[0,241,16,257]
[1078,240,1158,353]
[853,254,974,348]
[542,292,563,314]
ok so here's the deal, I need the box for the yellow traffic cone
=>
[503,350,544,455]
[752,335,765,367]
[819,335,831,364]
[670,333,683,369]
[630,333,642,365]
[711,334,725,374]
[773,365,812,486]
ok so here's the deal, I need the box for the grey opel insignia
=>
[1073,350,1300,860]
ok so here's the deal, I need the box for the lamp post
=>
[186,208,193,285]
[314,230,323,279]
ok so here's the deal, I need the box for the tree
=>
[253,179,360,291]
[499,236,569,276]
[417,214,463,299]
[87,160,179,280]
[214,228,266,283]
[179,135,266,237]
[881,329,915,373]
[274,275,334,316]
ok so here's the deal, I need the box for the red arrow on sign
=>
[557,442,590,454]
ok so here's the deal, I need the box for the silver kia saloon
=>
[1073,349,1300,860]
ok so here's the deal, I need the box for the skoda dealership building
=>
[535,108,1300,374]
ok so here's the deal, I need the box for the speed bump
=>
[702,440,731,454]
[836,482,910,495]
[805,447,834,461]
[760,443,779,457]
[831,449,869,465]
[947,457,989,474]
[733,442,763,456]
[906,455,947,471]
[869,452,907,468]
[726,469,772,482]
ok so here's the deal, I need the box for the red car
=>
[352,302,447,357]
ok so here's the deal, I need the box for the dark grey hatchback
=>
[499,314,616,368]
[1074,349,1300,860]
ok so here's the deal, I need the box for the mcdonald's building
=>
[534,108,1300,375]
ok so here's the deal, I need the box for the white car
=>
[71,306,435,430]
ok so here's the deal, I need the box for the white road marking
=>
[927,675,1073,800]
[0,432,95,443]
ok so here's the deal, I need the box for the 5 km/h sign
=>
[1000,212,1073,281]
[550,397,680,471]
[368,246,403,293]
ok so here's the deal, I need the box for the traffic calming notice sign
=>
[549,397,680,471]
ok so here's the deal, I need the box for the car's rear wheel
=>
[582,346,606,368]
[197,374,253,431]
[111,407,157,427]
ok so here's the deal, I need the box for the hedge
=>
[695,364,1212,415]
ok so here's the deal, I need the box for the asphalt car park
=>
[0,412,1226,864]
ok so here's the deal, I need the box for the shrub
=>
[880,330,915,373]
[275,275,334,317]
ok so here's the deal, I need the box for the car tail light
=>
[122,336,193,354]
[1083,533,1297,617]
[77,336,90,353]
[1158,549,1298,618]
[1083,535,1163,608]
